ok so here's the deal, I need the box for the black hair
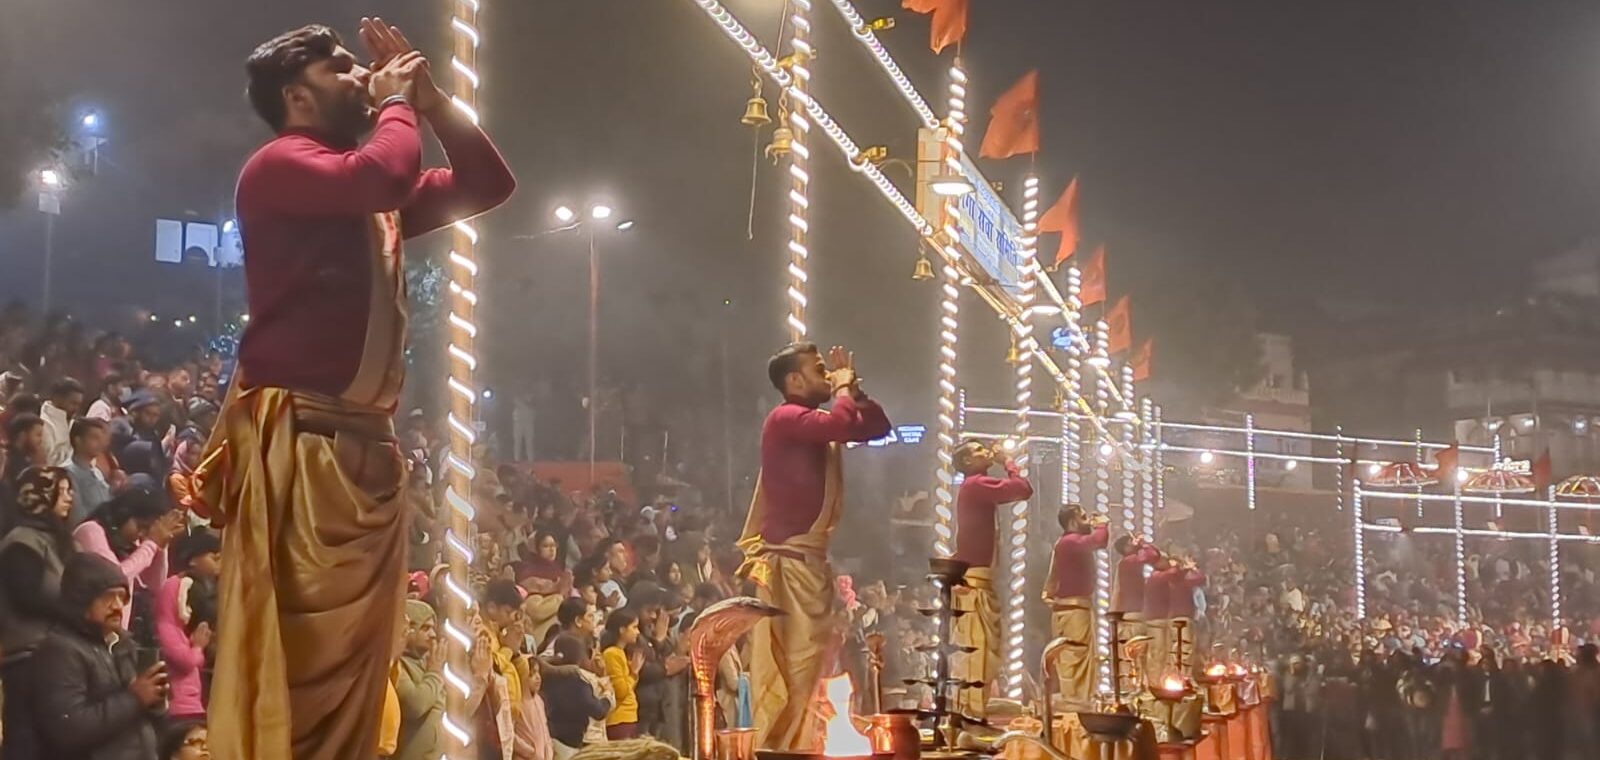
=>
[158,720,206,760]
[49,377,84,400]
[6,396,42,422]
[573,557,601,587]
[600,608,638,650]
[69,417,108,445]
[551,633,590,667]
[1113,534,1134,556]
[6,412,43,444]
[953,439,986,473]
[557,597,590,628]
[484,579,522,610]
[101,486,171,528]
[693,582,722,603]
[246,24,344,131]
[767,342,819,392]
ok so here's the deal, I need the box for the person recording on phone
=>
[28,553,169,759]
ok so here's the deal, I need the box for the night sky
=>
[4,0,1600,418]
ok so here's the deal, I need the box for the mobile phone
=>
[136,647,162,672]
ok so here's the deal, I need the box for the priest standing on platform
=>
[196,19,514,760]
[1110,535,1161,687]
[950,439,1033,719]
[737,344,891,751]
[1044,506,1108,710]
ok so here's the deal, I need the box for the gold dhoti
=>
[1144,618,1170,684]
[952,567,1000,718]
[736,446,846,753]
[197,387,408,760]
[1049,598,1095,711]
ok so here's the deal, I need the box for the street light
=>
[81,111,99,129]
[589,204,613,220]
[554,205,576,224]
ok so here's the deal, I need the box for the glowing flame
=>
[1161,676,1185,693]
[1231,664,1248,678]
[819,674,873,757]
[1205,663,1227,678]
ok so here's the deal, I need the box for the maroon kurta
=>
[1111,543,1161,614]
[1047,525,1108,599]
[235,101,515,407]
[757,395,891,544]
[952,461,1033,568]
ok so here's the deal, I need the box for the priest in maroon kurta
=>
[196,21,513,760]
[950,440,1033,717]
[737,343,890,751]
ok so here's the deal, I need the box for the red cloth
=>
[758,395,891,544]
[978,70,1040,160]
[1111,543,1161,614]
[234,102,514,399]
[1047,525,1108,599]
[952,461,1034,568]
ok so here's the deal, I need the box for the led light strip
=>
[1152,404,1165,532]
[1358,521,1600,544]
[443,1,484,754]
[1352,481,1366,619]
[1063,267,1083,510]
[1335,427,1345,512]
[1091,320,1113,696]
[1415,428,1426,519]
[824,0,940,128]
[1119,364,1137,541]
[1245,413,1256,510]
[1361,489,1600,514]
[1000,175,1041,698]
[1549,487,1561,629]
[1453,477,1466,627]
[784,0,812,340]
[931,61,969,558]
[1138,398,1154,540]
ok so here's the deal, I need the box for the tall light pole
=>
[540,203,633,483]
[38,169,64,313]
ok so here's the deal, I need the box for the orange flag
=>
[902,0,969,54]
[1106,296,1132,354]
[1130,338,1153,381]
[1079,245,1106,307]
[1533,449,1553,492]
[1432,443,1459,483]
[1039,178,1079,267]
[979,70,1040,160]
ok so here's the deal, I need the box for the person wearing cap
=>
[30,552,167,759]
[948,438,1033,719]
[155,531,223,721]
[110,390,170,474]
[393,599,448,760]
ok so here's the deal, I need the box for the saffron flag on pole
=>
[1079,245,1106,307]
[979,70,1040,159]
[1130,339,1153,382]
[902,0,969,54]
[1106,296,1132,354]
[1039,177,1079,267]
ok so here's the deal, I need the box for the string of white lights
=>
[1361,489,1600,514]
[1139,399,1154,541]
[1000,175,1040,698]
[1416,428,1426,519]
[1453,478,1466,627]
[823,0,940,128]
[1359,521,1600,544]
[1119,364,1137,540]
[1152,404,1164,532]
[930,58,970,559]
[1091,321,1113,696]
[1335,427,1345,512]
[783,0,812,340]
[1352,481,1366,619]
[1493,434,1504,519]
[443,1,484,754]
[1245,413,1256,511]
[1063,268,1084,510]
[1549,488,1562,628]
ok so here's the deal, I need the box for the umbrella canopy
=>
[1365,462,1440,488]
[1462,468,1535,495]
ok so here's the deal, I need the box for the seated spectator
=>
[72,485,185,633]
[395,600,446,760]
[155,530,221,721]
[601,609,643,740]
[158,720,210,760]
[31,552,167,759]
[544,634,612,760]
[63,418,115,525]
[0,466,76,757]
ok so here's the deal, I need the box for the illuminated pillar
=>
[1549,486,1561,629]
[1353,481,1366,620]
[931,60,969,558]
[783,0,813,341]
[1001,175,1041,698]
[442,0,487,753]
[1334,426,1344,512]
[1453,476,1466,628]
[1140,397,1155,541]
[1090,321,1113,695]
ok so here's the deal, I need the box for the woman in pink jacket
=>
[69,482,185,630]
[154,531,222,720]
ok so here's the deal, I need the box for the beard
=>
[313,85,377,145]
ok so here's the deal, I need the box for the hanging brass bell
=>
[766,125,794,162]
[911,255,935,281]
[1006,337,1024,365]
[742,94,771,127]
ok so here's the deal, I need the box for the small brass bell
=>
[861,146,889,165]
[766,125,794,162]
[741,78,771,127]
[1006,337,1024,365]
[911,255,935,281]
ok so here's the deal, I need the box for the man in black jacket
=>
[26,552,168,760]
[544,634,612,759]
